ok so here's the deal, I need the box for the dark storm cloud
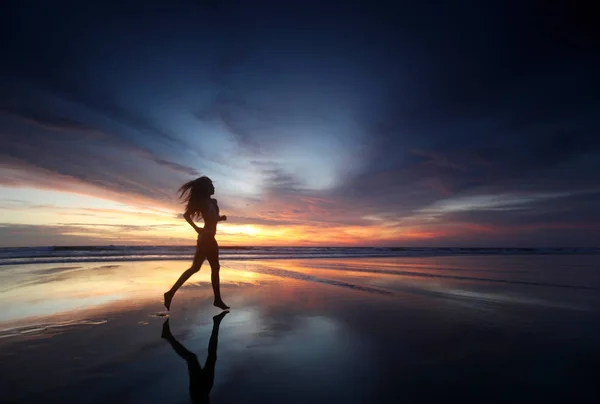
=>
[1,106,103,135]
[0,101,193,205]
[0,224,114,247]
[3,102,199,177]
[1,0,598,245]
[438,192,600,229]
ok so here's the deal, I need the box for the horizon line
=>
[2,245,598,250]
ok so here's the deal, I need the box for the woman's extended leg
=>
[161,319,200,364]
[204,311,228,393]
[164,244,206,310]
[161,319,205,401]
[206,240,229,310]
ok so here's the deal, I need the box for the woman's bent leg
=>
[164,244,206,310]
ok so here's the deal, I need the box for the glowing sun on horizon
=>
[222,224,262,237]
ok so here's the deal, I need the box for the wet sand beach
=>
[1,256,600,403]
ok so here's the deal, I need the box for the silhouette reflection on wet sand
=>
[161,311,228,404]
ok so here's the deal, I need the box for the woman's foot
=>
[213,310,229,326]
[213,300,230,310]
[164,291,174,311]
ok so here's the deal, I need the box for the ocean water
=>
[1,245,598,266]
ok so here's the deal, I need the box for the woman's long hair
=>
[178,176,212,219]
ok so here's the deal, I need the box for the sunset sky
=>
[0,1,598,247]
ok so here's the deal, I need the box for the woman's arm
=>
[183,211,203,234]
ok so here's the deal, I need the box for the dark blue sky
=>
[0,1,599,246]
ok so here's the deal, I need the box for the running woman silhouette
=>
[164,176,229,311]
